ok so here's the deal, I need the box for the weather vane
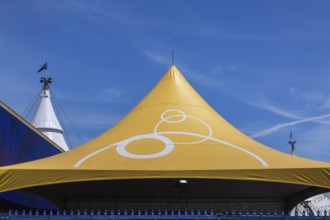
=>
[37,62,53,93]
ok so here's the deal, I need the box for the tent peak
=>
[30,78,69,151]
[161,65,184,80]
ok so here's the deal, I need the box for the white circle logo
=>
[74,109,268,167]
[116,134,174,159]
[160,109,187,123]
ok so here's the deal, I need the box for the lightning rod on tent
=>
[288,131,296,156]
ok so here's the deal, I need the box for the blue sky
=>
[1,0,330,162]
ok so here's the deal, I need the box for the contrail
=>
[250,114,330,138]
[246,101,301,120]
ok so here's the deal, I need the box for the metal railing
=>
[2,208,330,219]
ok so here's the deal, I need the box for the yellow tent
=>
[0,65,329,211]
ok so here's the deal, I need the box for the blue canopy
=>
[0,101,63,166]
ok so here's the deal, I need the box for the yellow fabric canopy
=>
[0,65,330,193]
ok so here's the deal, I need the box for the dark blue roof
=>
[0,101,63,166]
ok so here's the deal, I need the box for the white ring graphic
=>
[155,114,212,145]
[116,134,174,159]
[160,109,186,123]
[74,109,269,167]
[156,109,212,144]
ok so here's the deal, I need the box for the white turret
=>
[31,77,69,151]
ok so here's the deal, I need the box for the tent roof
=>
[31,86,69,151]
[0,65,330,193]
[0,101,63,166]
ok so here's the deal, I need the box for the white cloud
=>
[298,125,330,162]
[246,101,301,119]
[31,0,104,23]
[198,27,270,41]
[290,88,330,110]
[63,113,123,148]
[143,51,170,66]
[185,71,224,88]
[210,64,223,73]
[244,92,330,133]
[322,98,330,109]
[70,114,121,130]
[0,72,40,114]
[30,0,139,26]
[198,23,330,42]
[250,114,330,138]
[101,88,123,99]
[50,86,127,104]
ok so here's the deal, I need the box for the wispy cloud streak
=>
[247,101,301,119]
[251,114,330,138]
[143,51,170,66]
[31,0,139,26]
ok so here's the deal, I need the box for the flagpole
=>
[37,62,49,96]
[45,62,48,79]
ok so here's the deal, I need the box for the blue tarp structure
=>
[0,101,63,209]
[0,101,62,166]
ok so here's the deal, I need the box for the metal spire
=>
[288,131,297,156]
[172,49,174,66]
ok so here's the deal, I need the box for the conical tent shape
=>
[0,66,329,194]
[31,87,69,151]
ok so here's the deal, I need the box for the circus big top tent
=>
[0,65,329,211]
